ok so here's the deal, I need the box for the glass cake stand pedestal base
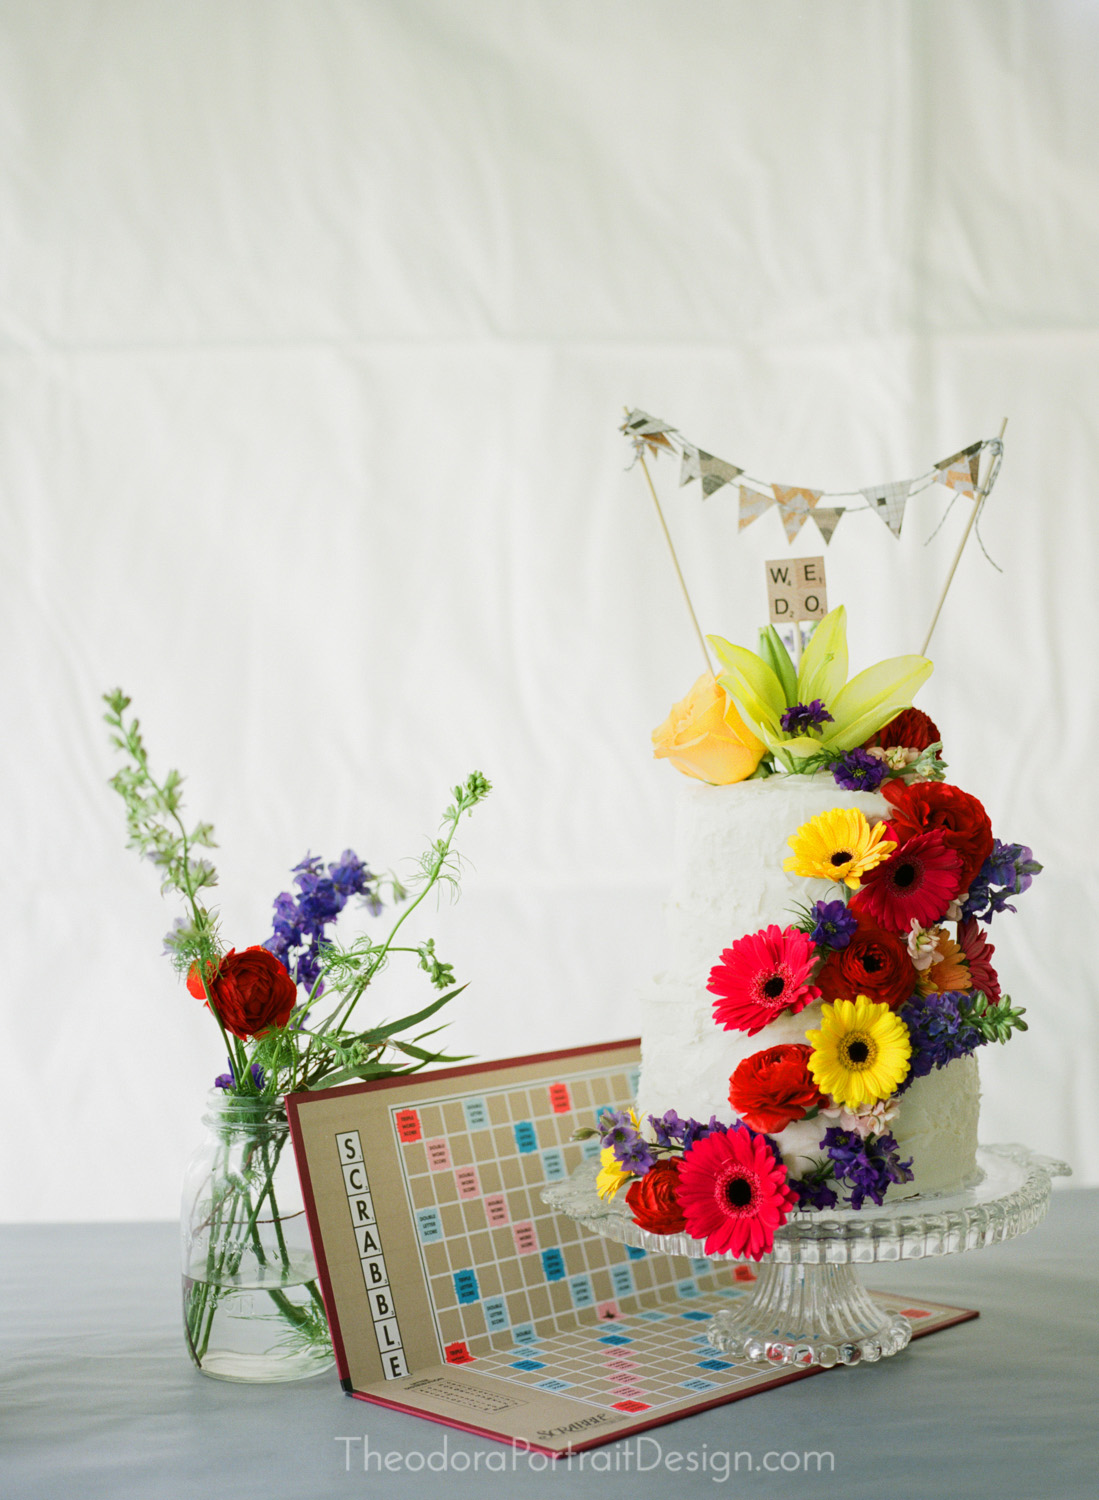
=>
[542,1144,1069,1371]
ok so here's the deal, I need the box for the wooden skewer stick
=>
[636,447,713,676]
[920,417,1008,656]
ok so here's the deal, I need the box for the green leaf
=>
[357,985,466,1043]
[391,1040,473,1063]
[310,1060,423,1089]
[757,627,798,706]
[796,605,849,708]
[824,655,933,751]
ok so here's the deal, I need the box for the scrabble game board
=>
[287,1040,975,1456]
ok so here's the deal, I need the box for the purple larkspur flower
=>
[780,700,834,734]
[328,849,372,897]
[294,944,326,997]
[647,1110,690,1148]
[961,840,1043,924]
[898,991,984,1085]
[596,1109,655,1171]
[616,1137,656,1173]
[823,1127,913,1210]
[678,1115,729,1148]
[789,1174,839,1210]
[267,847,383,992]
[831,747,887,793]
[809,899,858,951]
[214,1059,267,1092]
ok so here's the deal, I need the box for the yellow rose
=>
[652,672,766,785]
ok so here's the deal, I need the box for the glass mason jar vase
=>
[181,1091,335,1382]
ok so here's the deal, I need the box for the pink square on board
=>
[424,1137,452,1172]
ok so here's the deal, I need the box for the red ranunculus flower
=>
[867,708,941,753]
[815,909,917,1011]
[882,780,994,892]
[728,1044,823,1134]
[625,1159,687,1235]
[186,946,298,1039]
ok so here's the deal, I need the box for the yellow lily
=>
[708,606,932,765]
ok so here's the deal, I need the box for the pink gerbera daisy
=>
[957,918,1001,1004]
[851,830,961,934]
[676,1127,798,1259]
[707,925,820,1036]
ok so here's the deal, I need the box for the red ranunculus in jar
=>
[186,946,297,1039]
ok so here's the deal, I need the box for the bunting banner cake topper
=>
[620,409,1004,552]
[619,407,1008,663]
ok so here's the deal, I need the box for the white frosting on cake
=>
[636,776,981,1201]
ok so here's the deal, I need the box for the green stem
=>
[325,819,462,1038]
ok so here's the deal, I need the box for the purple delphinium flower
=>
[596,1109,655,1172]
[961,840,1043,924]
[647,1110,689,1148]
[823,1128,913,1210]
[779,700,834,735]
[898,992,985,1085]
[265,847,383,996]
[616,1137,657,1173]
[214,1059,267,1092]
[789,1175,839,1211]
[328,849,371,897]
[597,1108,636,1143]
[809,899,858,951]
[679,1115,730,1148]
[831,747,887,793]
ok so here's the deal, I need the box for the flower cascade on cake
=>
[580,610,1039,1259]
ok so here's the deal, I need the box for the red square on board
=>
[395,1109,422,1143]
[444,1342,474,1364]
[548,1082,572,1113]
[611,1400,651,1413]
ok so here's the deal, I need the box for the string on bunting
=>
[620,410,1004,559]
[620,408,1008,659]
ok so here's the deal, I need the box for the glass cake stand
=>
[542,1144,1069,1370]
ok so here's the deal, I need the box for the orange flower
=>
[652,673,766,785]
[916,929,972,994]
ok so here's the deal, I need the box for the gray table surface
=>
[2,1188,1095,1500]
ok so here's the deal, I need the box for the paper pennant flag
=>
[934,442,983,498]
[771,485,822,543]
[738,484,775,531]
[679,444,744,496]
[860,480,913,538]
[699,452,743,497]
[679,442,701,486]
[621,409,677,458]
[812,505,846,545]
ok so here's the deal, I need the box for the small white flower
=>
[820,1094,901,1140]
[906,919,944,972]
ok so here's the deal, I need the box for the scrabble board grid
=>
[288,1041,977,1455]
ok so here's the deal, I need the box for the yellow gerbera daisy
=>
[784,806,896,889]
[595,1146,635,1201]
[805,995,911,1107]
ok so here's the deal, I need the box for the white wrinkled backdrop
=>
[3,0,1096,1219]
